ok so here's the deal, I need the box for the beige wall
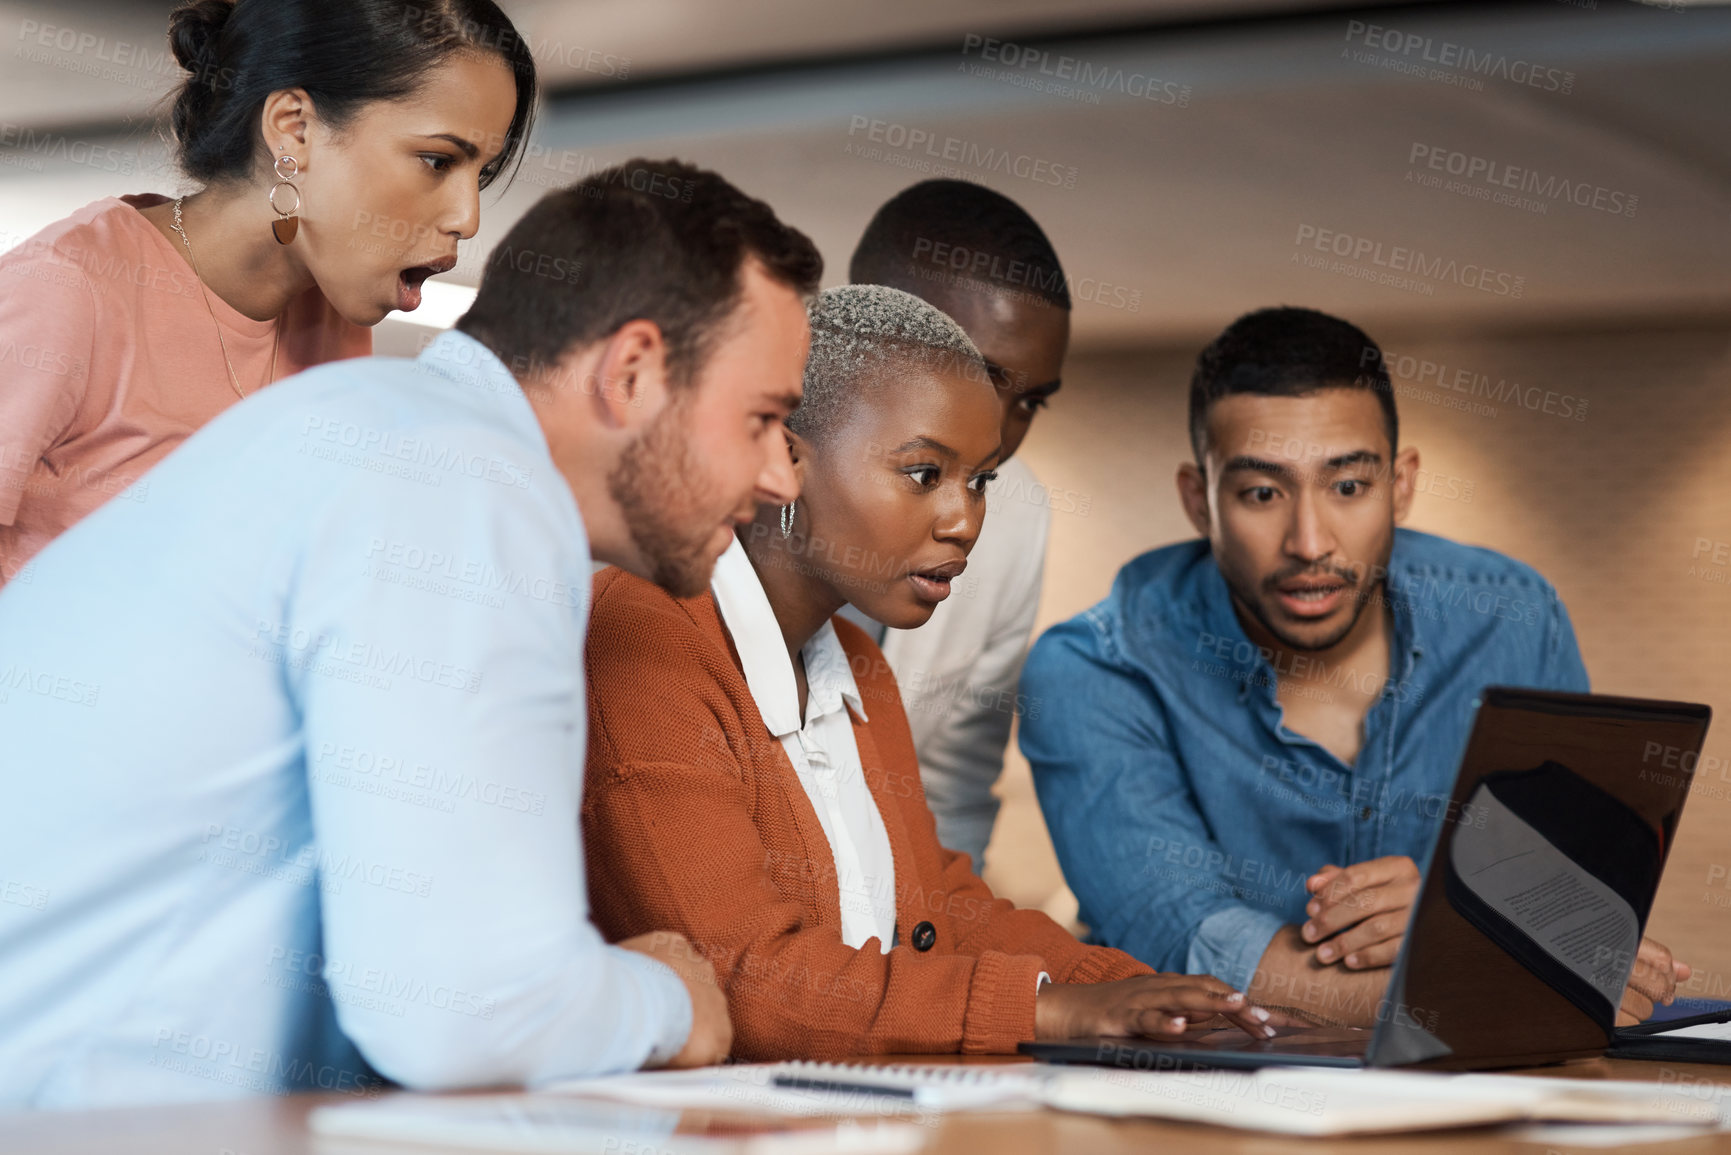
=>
[982,322,1731,991]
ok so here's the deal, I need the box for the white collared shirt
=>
[862,455,1052,874]
[710,539,898,953]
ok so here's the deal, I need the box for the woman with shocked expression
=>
[0,0,535,583]
[746,288,1006,707]
[582,285,1274,1059]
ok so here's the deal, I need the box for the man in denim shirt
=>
[1020,307,1685,1028]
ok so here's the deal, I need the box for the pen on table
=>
[771,1074,917,1100]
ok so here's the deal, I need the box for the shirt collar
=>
[1383,531,1428,670]
[1191,563,1270,707]
[710,538,867,739]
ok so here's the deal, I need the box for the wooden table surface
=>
[5,1055,1731,1155]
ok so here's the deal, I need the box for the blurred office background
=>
[3,0,1729,984]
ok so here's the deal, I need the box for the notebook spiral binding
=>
[775,1060,1039,1086]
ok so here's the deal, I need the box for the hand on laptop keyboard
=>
[1035,974,1278,1042]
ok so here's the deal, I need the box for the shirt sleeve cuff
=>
[612,948,694,1069]
[1186,906,1286,993]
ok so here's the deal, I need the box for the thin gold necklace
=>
[169,197,280,401]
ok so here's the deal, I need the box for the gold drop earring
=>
[270,153,300,245]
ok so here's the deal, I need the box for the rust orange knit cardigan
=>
[581,565,1151,1060]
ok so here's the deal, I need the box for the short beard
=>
[606,400,719,599]
[1224,556,1384,654]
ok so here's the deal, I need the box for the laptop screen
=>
[1371,688,1710,1069]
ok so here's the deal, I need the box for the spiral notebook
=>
[550,1060,1043,1116]
[551,1061,1722,1138]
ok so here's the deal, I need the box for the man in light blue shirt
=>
[0,159,817,1109]
[1021,307,1686,1028]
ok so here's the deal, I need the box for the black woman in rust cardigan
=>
[581,285,1276,1060]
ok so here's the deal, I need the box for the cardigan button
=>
[911,921,937,951]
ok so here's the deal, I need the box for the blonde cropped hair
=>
[788,284,987,444]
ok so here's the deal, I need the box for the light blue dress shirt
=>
[1019,530,1590,993]
[0,330,690,1110]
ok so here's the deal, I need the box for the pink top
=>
[0,194,371,584]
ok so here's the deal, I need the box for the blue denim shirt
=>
[1019,529,1589,992]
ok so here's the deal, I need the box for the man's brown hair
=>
[459,158,823,387]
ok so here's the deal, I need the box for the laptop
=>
[1021,687,1713,1073]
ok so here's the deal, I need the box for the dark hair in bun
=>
[166,0,537,189]
[167,0,231,93]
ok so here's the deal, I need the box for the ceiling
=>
[1,0,1727,350]
[0,0,1439,127]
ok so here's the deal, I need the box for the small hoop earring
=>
[270,154,300,245]
[779,501,796,538]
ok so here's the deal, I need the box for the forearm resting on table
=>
[1245,924,1392,1028]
